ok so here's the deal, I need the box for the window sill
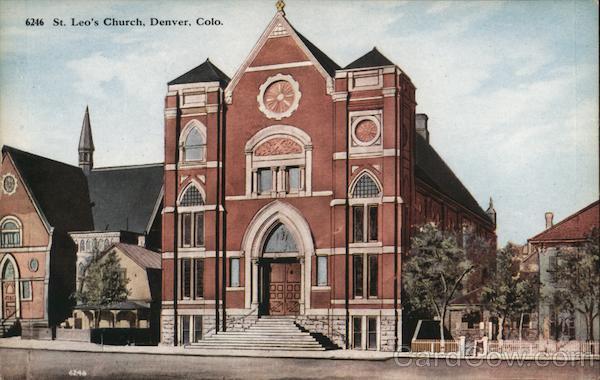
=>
[226,287,244,291]
[311,286,331,291]
[349,242,382,248]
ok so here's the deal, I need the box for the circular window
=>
[257,74,301,120]
[29,258,39,272]
[264,81,296,114]
[352,116,381,146]
[2,174,17,195]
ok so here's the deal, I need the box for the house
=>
[0,107,163,337]
[528,200,599,341]
[71,242,161,341]
[160,4,496,351]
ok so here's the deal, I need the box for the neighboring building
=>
[0,107,163,336]
[72,243,161,338]
[0,147,93,334]
[528,201,599,341]
[160,6,496,351]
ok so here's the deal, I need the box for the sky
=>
[0,0,598,245]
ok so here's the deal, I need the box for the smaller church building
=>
[0,108,163,337]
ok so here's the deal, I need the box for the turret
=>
[486,197,496,226]
[78,106,94,174]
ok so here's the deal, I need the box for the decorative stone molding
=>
[257,73,301,120]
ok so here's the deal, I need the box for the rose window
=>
[354,120,378,144]
[264,81,295,114]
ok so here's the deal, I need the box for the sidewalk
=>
[0,337,394,360]
[1,337,598,361]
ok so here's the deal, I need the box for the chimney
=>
[416,113,429,143]
[545,212,554,229]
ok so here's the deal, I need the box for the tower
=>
[486,197,497,226]
[78,106,94,174]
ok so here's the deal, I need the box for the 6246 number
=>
[25,18,44,26]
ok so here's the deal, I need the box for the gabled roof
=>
[78,106,94,151]
[2,146,94,232]
[292,27,340,76]
[87,163,163,234]
[225,12,340,98]
[168,59,230,86]
[111,243,161,270]
[414,135,491,223]
[529,201,599,243]
[344,47,395,70]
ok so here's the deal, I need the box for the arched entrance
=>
[242,201,314,315]
[259,223,301,315]
[1,256,19,319]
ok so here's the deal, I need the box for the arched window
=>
[180,186,204,206]
[1,217,21,248]
[2,260,15,280]
[352,174,381,198]
[183,127,206,162]
[350,172,381,243]
[245,125,312,197]
[179,184,205,248]
[263,223,298,253]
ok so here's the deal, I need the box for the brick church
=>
[160,4,496,351]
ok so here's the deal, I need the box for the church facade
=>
[160,8,496,351]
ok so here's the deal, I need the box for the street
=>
[0,348,598,379]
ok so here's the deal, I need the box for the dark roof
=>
[87,164,163,234]
[168,59,230,86]
[78,106,94,151]
[415,135,491,223]
[292,27,340,76]
[112,243,161,270]
[529,201,599,242]
[3,146,94,232]
[345,47,395,70]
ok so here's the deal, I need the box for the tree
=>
[551,228,599,341]
[480,243,538,340]
[73,250,130,327]
[403,223,475,346]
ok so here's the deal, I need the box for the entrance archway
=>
[241,201,314,314]
[0,255,20,320]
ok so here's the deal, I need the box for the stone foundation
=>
[161,312,401,351]
[294,315,347,349]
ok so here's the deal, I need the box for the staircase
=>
[188,316,326,351]
[0,317,18,337]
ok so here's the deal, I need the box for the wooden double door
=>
[2,280,16,318]
[261,260,301,316]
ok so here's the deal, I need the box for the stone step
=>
[204,336,317,342]
[189,342,324,349]
[188,344,325,351]
[215,332,310,338]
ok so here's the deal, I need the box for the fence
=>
[411,339,460,353]
[488,340,600,355]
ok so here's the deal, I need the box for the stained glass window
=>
[264,223,298,253]
[352,174,380,198]
[181,186,204,206]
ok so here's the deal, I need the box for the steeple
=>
[78,106,94,174]
[486,197,496,226]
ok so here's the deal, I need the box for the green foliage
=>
[74,250,130,308]
[403,223,475,341]
[480,243,538,339]
[551,228,599,340]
